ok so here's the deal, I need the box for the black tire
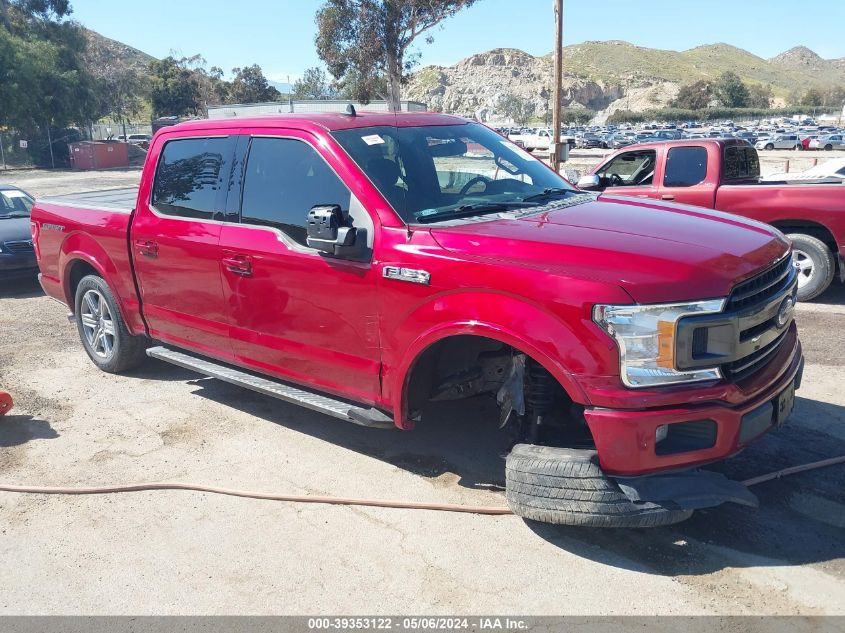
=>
[505,444,693,528]
[74,275,148,373]
[825,144,833,151]
[787,233,835,302]
[765,143,774,150]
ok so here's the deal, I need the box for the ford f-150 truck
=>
[32,113,803,528]
[578,139,845,301]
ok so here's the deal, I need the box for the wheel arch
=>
[389,310,594,430]
[58,234,138,332]
[770,219,837,253]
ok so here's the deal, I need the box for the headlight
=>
[593,299,726,388]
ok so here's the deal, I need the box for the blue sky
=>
[70,0,845,83]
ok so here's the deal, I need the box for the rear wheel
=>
[788,233,835,301]
[825,144,833,151]
[505,444,693,528]
[74,275,148,373]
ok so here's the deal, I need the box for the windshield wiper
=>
[415,201,534,224]
[0,212,30,219]
[520,187,574,203]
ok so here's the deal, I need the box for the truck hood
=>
[429,195,790,304]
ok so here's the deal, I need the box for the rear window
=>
[152,137,231,219]
[722,145,760,182]
[663,146,708,187]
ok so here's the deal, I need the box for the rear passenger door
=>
[131,134,239,358]
[218,132,382,404]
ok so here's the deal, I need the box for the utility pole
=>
[550,0,563,172]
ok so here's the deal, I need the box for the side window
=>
[723,146,760,181]
[240,137,352,247]
[152,137,230,219]
[598,150,657,187]
[663,146,708,188]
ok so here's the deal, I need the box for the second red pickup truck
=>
[579,139,845,301]
[32,113,802,528]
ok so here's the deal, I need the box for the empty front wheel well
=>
[403,334,593,448]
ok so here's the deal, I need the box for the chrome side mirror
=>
[577,174,601,190]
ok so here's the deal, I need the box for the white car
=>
[809,134,845,151]
[755,134,801,150]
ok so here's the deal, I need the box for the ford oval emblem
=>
[776,296,795,329]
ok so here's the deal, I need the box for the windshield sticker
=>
[3,190,28,198]
[362,134,385,146]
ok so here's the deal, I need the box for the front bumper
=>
[583,330,803,476]
[0,253,38,280]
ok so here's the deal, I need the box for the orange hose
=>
[0,456,839,515]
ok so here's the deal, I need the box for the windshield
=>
[0,189,33,218]
[331,122,575,224]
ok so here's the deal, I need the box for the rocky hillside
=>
[82,28,156,78]
[405,41,845,123]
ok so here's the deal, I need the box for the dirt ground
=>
[0,168,843,615]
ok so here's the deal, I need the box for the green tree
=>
[90,62,147,140]
[293,66,336,99]
[229,64,280,104]
[714,71,750,108]
[746,83,773,109]
[0,1,97,134]
[497,94,535,125]
[559,107,594,125]
[149,55,205,117]
[713,70,749,108]
[315,0,478,111]
[800,88,824,107]
[0,0,71,29]
[672,80,713,110]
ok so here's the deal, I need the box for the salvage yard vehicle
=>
[0,185,37,281]
[581,139,845,300]
[755,134,801,151]
[32,112,804,527]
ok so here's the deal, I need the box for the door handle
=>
[134,239,158,257]
[222,255,252,276]
[661,194,675,201]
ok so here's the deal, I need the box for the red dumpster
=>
[69,141,129,170]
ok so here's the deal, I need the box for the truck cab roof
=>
[169,111,469,134]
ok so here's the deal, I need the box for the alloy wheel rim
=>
[80,289,116,359]
[792,250,814,290]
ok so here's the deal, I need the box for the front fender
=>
[385,291,606,429]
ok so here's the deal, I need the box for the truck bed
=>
[39,187,139,213]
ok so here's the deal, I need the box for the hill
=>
[405,41,845,122]
[82,28,157,79]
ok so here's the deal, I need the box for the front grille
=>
[2,240,34,254]
[723,330,788,382]
[726,255,794,311]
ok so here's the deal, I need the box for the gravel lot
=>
[0,168,843,615]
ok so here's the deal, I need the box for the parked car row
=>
[495,118,845,154]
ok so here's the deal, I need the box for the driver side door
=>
[593,148,661,200]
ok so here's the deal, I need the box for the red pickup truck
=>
[579,139,845,301]
[32,113,802,528]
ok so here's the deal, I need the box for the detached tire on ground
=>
[787,233,835,302]
[505,444,693,528]
[74,275,148,373]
